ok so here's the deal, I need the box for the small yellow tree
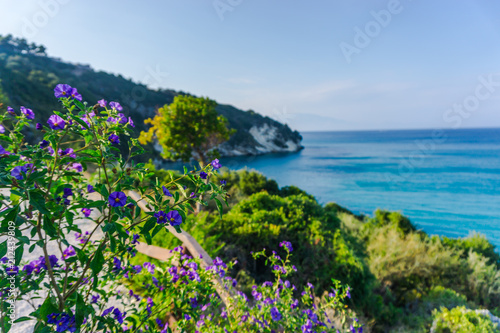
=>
[139,95,234,166]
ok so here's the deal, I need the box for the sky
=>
[0,0,500,131]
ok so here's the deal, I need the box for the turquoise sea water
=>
[220,128,500,248]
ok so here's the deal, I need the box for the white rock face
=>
[219,124,302,156]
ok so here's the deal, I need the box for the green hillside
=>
[0,35,302,159]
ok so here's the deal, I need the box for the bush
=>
[432,306,498,333]
[441,233,500,268]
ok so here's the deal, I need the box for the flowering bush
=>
[0,86,360,332]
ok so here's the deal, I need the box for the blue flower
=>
[271,307,281,321]
[200,171,208,179]
[109,191,127,207]
[109,101,123,111]
[21,106,34,119]
[166,210,182,226]
[162,185,173,197]
[108,134,120,145]
[211,158,221,169]
[154,210,167,224]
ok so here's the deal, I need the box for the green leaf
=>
[176,182,187,198]
[214,198,223,219]
[152,224,164,238]
[109,235,116,252]
[42,216,57,238]
[75,292,85,326]
[15,244,23,265]
[90,249,104,276]
[0,240,7,259]
[39,297,58,324]
[70,114,89,130]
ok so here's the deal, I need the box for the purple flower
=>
[98,99,107,107]
[184,314,191,321]
[211,159,221,170]
[47,313,60,324]
[6,265,18,276]
[40,140,49,148]
[59,148,76,158]
[35,123,43,130]
[346,286,351,299]
[54,84,72,98]
[280,241,293,252]
[113,257,122,272]
[162,186,172,197]
[109,101,123,111]
[0,145,11,156]
[47,115,66,130]
[62,246,76,259]
[109,191,127,207]
[291,299,299,309]
[87,184,95,193]
[106,116,117,123]
[128,117,135,127]
[82,208,92,217]
[112,308,125,324]
[200,171,208,179]
[271,307,281,321]
[117,113,128,124]
[91,294,100,304]
[154,211,167,224]
[102,307,114,316]
[146,297,154,314]
[220,180,226,186]
[21,106,35,120]
[132,234,140,244]
[11,165,27,180]
[72,163,83,172]
[68,88,81,101]
[166,210,182,226]
[108,134,120,145]
[63,188,73,198]
[7,106,15,115]
[143,262,155,274]
[190,192,196,198]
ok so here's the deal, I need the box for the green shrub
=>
[367,227,464,305]
[441,233,500,268]
[432,306,498,333]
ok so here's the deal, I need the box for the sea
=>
[220,128,500,248]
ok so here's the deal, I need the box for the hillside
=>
[0,35,303,159]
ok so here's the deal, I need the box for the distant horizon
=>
[299,126,500,134]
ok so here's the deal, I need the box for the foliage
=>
[441,232,500,268]
[134,164,500,332]
[139,95,234,165]
[432,306,499,333]
[0,86,229,332]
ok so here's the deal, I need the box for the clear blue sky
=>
[1,0,500,131]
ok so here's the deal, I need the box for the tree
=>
[139,95,234,166]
